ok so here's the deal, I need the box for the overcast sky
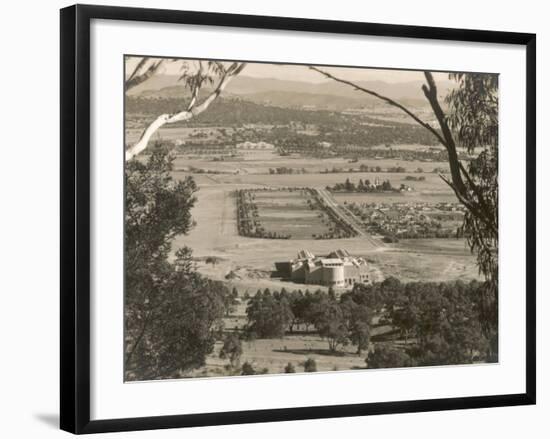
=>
[233,63,450,83]
[126,57,451,84]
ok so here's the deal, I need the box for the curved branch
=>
[126,114,172,160]
[309,67,470,200]
[439,173,475,213]
[125,62,247,161]
[126,58,165,92]
[440,170,497,238]
[421,72,467,197]
[311,67,497,239]
[186,62,203,111]
[309,66,446,145]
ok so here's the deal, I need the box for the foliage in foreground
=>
[244,277,497,369]
[219,333,243,367]
[124,149,232,381]
[303,358,317,372]
[356,277,497,367]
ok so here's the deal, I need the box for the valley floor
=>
[168,154,480,377]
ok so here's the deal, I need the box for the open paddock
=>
[369,239,480,282]
[170,153,450,176]
[256,215,328,239]
[187,334,369,378]
[240,188,349,240]
[257,209,319,218]
[186,300,400,378]
[333,190,457,205]
[169,162,478,294]
[125,126,237,145]
[184,171,453,192]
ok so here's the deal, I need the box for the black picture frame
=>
[60,4,536,434]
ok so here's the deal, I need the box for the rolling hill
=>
[129,74,453,110]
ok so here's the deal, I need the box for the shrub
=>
[366,344,412,369]
[241,362,256,375]
[219,333,243,367]
[284,362,296,373]
[304,358,317,372]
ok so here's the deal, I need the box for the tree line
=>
[244,288,371,355]
[240,277,496,368]
[327,178,407,193]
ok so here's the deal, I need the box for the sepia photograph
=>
[124,56,498,382]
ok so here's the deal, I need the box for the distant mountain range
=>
[128,74,454,110]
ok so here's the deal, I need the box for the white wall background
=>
[0,0,546,437]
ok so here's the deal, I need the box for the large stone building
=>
[275,249,370,288]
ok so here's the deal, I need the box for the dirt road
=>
[315,188,383,248]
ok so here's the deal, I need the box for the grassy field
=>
[173,184,382,275]
[181,168,451,192]
[137,138,482,378]
[186,303,376,377]
[169,146,477,280]
[120,82,500,380]
[125,126,232,145]
[370,239,479,282]
[171,170,478,292]
[171,154,450,177]
[253,190,331,239]
[189,333,369,377]
[333,190,457,204]
[164,146,480,379]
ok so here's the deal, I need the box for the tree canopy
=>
[124,149,231,381]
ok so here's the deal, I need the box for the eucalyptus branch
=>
[310,66,484,219]
[309,66,446,145]
[421,72,468,197]
[186,61,204,111]
[125,62,247,161]
[126,58,165,91]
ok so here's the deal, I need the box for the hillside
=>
[125,94,440,148]
[129,74,453,110]
[126,95,348,126]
